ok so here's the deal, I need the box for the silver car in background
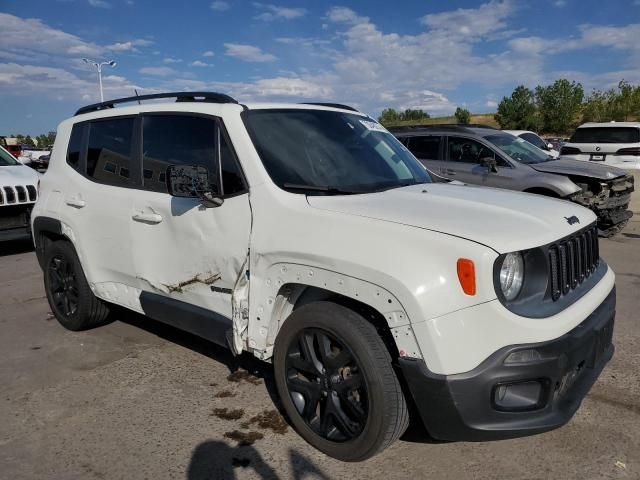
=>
[391,125,634,236]
[560,122,640,170]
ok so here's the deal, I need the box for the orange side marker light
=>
[457,258,476,296]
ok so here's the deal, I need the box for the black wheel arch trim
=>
[32,216,64,269]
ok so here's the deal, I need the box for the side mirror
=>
[166,165,224,208]
[480,157,498,173]
[547,143,554,150]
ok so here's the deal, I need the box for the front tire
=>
[273,301,409,461]
[44,240,110,331]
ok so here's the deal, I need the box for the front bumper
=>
[0,204,34,242]
[399,287,615,441]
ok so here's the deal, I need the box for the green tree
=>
[494,85,538,130]
[535,79,584,134]
[454,107,471,124]
[401,108,430,121]
[378,108,400,125]
[23,135,35,147]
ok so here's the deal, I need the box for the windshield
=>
[570,127,640,144]
[484,133,552,165]
[242,109,430,194]
[0,146,19,166]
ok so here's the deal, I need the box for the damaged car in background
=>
[392,125,634,237]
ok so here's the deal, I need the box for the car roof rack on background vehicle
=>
[75,91,239,116]
[300,102,359,112]
[388,124,498,133]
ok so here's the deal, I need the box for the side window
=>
[142,115,219,194]
[66,124,83,171]
[448,137,494,164]
[87,118,134,187]
[220,129,246,195]
[407,136,441,160]
[520,133,546,149]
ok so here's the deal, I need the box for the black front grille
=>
[15,186,26,202]
[3,187,15,204]
[548,225,599,301]
[26,185,37,201]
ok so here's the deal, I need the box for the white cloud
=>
[190,60,209,67]
[139,66,177,76]
[420,0,514,37]
[88,0,111,8]
[326,6,367,24]
[253,3,306,21]
[210,1,230,11]
[163,57,182,64]
[486,100,498,108]
[509,24,640,55]
[224,43,276,62]
[0,12,102,60]
[203,51,215,57]
[106,39,153,52]
[553,0,567,7]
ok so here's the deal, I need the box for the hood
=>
[0,164,40,186]
[307,183,596,253]
[529,158,626,180]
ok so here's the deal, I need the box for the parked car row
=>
[26,92,620,461]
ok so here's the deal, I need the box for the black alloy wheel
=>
[47,254,79,317]
[285,328,368,442]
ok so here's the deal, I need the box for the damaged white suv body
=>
[33,92,616,461]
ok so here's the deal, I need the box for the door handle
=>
[444,169,457,176]
[65,196,86,208]
[132,212,163,224]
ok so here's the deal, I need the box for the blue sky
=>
[1,0,639,134]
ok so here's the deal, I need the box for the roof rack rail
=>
[75,91,239,116]
[388,123,498,131]
[300,102,359,112]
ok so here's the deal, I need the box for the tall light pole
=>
[82,58,117,102]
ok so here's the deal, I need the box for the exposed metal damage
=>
[137,272,221,295]
[569,174,635,237]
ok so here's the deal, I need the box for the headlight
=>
[500,252,524,301]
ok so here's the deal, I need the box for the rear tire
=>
[273,301,409,461]
[44,240,110,331]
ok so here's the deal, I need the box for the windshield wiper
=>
[282,183,361,195]
[373,180,430,192]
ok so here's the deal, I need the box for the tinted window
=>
[67,124,84,171]
[448,137,495,164]
[220,130,245,195]
[142,115,219,194]
[87,118,134,187]
[407,136,441,160]
[485,134,551,164]
[243,109,430,194]
[520,132,547,149]
[570,127,640,144]
[0,146,19,166]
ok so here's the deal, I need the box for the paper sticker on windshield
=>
[359,119,387,132]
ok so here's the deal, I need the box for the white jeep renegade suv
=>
[32,92,616,461]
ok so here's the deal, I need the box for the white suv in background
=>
[0,144,39,242]
[561,122,640,169]
[32,92,616,461]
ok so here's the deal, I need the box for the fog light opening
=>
[493,380,547,412]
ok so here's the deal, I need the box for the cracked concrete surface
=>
[0,184,638,479]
